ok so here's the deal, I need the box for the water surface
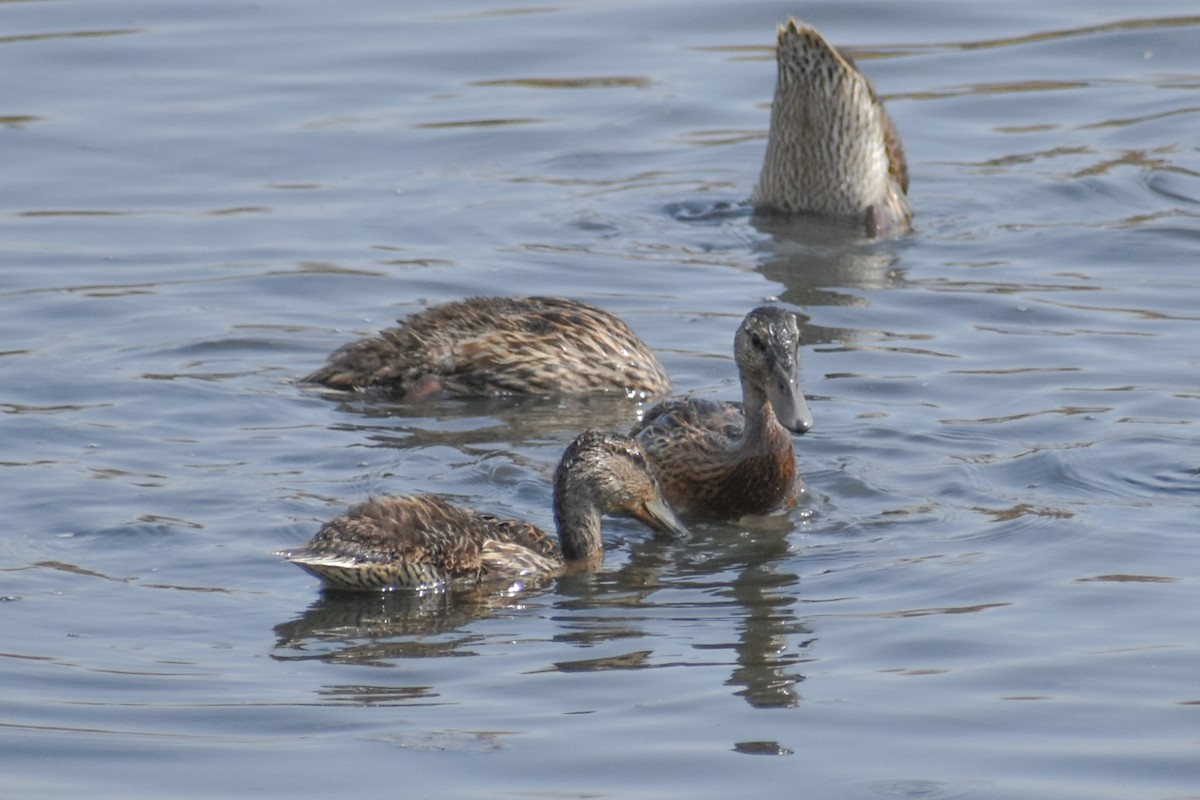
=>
[2,1,1199,797]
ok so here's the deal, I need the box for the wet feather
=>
[305,296,671,400]
[280,431,688,592]
[632,306,813,521]
[752,18,911,236]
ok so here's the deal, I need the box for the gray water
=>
[3,1,1199,797]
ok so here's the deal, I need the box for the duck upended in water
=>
[752,18,911,237]
[280,431,688,592]
[631,306,813,522]
[305,296,672,400]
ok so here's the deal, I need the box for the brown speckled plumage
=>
[752,19,911,237]
[631,306,814,521]
[305,296,671,400]
[280,431,688,592]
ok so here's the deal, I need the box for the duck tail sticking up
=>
[752,18,911,237]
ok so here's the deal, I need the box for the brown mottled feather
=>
[632,307,813,521]
[305,296,671,399]
[752,18,911,236]
[280,431,688,592]
[632,399,798,521]
[283,495,559,591]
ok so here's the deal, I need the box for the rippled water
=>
[3,1,1199,797]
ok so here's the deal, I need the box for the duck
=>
[630,306,813,521]
[279,430,689,592]
[304,295,671,400]
[752,18,911,237]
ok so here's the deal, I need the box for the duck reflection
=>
[593,519,813,710]
[546,523,813,709]
[307,390,653,451]
[752,211,906,312]
[272,517,812,710]
[666,200,906,313]
[725,561,814,708]
[271,586,532,666]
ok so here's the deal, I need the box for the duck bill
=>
[768,370,814,434]
[635,495,690,539]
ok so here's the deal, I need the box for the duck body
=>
[632,398,799,521]
[305,296,671,400]
[632,306,813,521]
[752,18,911,237]
[280,494,559,592]
[280,431,688,592]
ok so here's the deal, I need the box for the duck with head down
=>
[752,18,911,237]
[305,295,672,401]
[631,306,813,522]
[280,430,688,592]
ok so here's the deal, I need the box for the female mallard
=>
[305,296,671,400]
[280,431,688,592]
[752,18,911,237]
[630,306,813,521]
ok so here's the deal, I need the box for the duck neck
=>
[552,489,605,564]
[738,372,777,447]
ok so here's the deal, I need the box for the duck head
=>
[554,431,689,561]
[734,306,814,434]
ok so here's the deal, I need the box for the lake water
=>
[3,1,1199,797]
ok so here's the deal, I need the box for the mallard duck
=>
[630,306,813,521]
[279,430,688,592]
[304,296,671,400]
[752,18,911,237]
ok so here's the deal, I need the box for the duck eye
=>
[749,332,766,351]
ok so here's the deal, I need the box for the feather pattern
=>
[632,306,814,521]
[280,431,688,592]
[752,18,911,236]
[305,296,671,400]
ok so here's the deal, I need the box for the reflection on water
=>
[272,518,813,710]
[272,589,513,667]
[304,390,654,450]
[666,201,905,313]
[752,213,905,313]
[5,0,1200,796]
